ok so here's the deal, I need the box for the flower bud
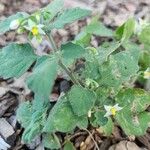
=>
[10,19,20,30]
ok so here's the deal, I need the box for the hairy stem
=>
[46,34,57,52]
[47,33,80,85]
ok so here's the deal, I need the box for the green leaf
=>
[75,30,91,47]
[17,98,49,143]
[61,42,86,66]
[0,43,37,79]
[68,85,96,116]
[138,25,150,46]
[90,111,108,127]
[26,56,58,99]
[64,141,76,150]
[98,41,120,64]
[100,118,113,136]
[84,60,100,80]
[43,133,61,149]
[115,88,150,136]
[0,12,28,35]
[99,45,140,91]
[43,96,88,133]
[115,18,135,42]
[45,0,64,20]
[52,7,91,29]
[16,101,32,128]
[86,17,113,37]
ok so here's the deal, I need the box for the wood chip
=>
[0,118,15,145]
[0,135,10,150]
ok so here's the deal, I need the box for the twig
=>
[83,128,100,150]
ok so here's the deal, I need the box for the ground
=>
[0,0,150,150]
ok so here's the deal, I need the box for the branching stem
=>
[47,33,80,85]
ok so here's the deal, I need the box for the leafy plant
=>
[0,0,150,149]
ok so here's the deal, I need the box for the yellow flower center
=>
[110,107,117,116]
[31,26,39,36]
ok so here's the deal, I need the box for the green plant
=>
[0,0,150,149]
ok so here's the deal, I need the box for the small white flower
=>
[144,68,150,79]
[104,104,122,117]
[10,19,20,30]
[24,19,45,36]
[0,136,10,150]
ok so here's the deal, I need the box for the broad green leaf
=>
[26,56,58,99]
[75,30,91,47]
[61,42,86,66]
[43,133,61,149]
[86,17,113,37]
[90,111,108,127]
[115,88,150,136]
[138,25,150,46]
[110,48,139,82]
[64,141,76,150]
[44,0,64,20]
[99,46,139,91]
[100,118,113,136]
[17,98,49,143]
[43,96,88,133]
[115,18,135,42]
[16,101,32,128]
[84,60,100,80]
[98,41,120,64]
[0,12,28,35]
[116,89,150,114]
[0,43,37,79]
[52,7,91,29]
[68,85,96,116]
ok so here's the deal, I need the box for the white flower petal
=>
[23,25,31,31]
[104,105,112,112]
[114,104,123,111]
[38,28,46,35]
[38,24,44,28]
[28,19,36,28]
[104,111,111,117]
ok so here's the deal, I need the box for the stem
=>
[46,33,57,52]
[47,33,80,85]
[58,60,80,85]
